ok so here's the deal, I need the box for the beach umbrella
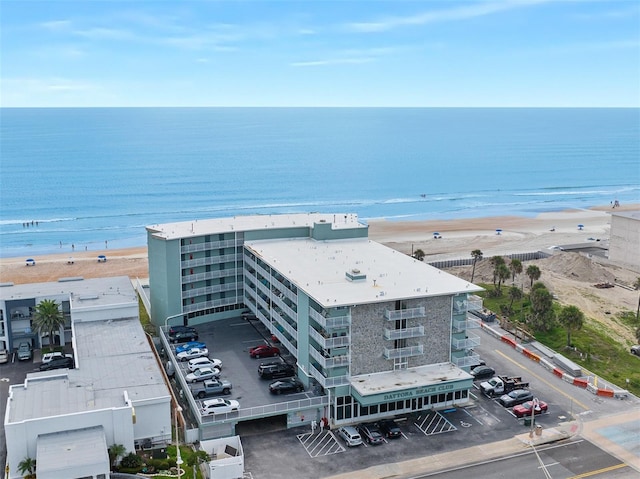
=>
[433,232,440,236]
[495,229,502,235]
[578,224,584,230]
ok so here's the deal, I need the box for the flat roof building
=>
[147,213,484,438]
[1,277,171,479]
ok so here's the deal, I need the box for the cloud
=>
[291,57,375,67]
[345,0,547,33]
[40,20,72,32]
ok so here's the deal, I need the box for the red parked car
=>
[513,400,548,418]
[249,344,280,359]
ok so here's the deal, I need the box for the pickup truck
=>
[480,375,530,397]
[191,379,233,399]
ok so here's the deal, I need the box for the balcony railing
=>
[182,268,239,284]
[309,364,350,388]
[309,308,351,329]
[309,347,350,369]
[181,282,238,299]
[451,332,481,351]
[467,295,483,311]
[383,344,424,359]
[309,328,350,349]
[181,238,242,254]
[182,253,238,268]
[452,353,481,368]
[384,307,426,321]
[452,318,481,333]
[384,325,425,341]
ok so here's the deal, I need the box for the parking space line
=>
[414,411,457,435]
[462,407,484,426]
[494,349,589,411]
[297,431,345,457]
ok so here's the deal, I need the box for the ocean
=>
[1,108,638,258]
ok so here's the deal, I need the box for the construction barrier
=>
[552,368,564,378]
[573,378,588,388]
[596,389,615,397]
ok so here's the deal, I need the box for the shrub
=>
[120,452,143,470]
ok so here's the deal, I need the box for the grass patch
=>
[477,284,640,396]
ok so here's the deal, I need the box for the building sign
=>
[352,379,473,406]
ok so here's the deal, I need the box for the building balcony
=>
[309,328,350,349]
[452,353,482,368]
[182,253,238,268]
[451,332,481,351]
[181,282,238,299]
[384,325,425,341]
[182,268,239,283]
[467,295,483,311]
[181,238,242,254]
[309,364,349,388]
[309,347,350,369]
[383,344,424,360]
[452,318,481,333]
[384,307,426,321]
[309,308,351,329]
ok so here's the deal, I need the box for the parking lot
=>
[165,315,325,426]
[239,326,640,478]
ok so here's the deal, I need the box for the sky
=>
[1,0,639,107]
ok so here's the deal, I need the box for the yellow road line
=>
[566,462,628,478]
[494,349,589,411]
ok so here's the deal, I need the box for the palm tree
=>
[526,265,541,288]
[108,444,127,468]
[413,249,425,261]
[496,264,510,294]
[558,305,585,347]
[33,299,65,350]
[18,457,36,478]
[470,249,483,282]
[508,285,523,312]
[634,277,640,322]
[490,256,505,288]
[509,258,523,283]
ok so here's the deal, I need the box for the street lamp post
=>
[175,406,183,479]
[165,312,186,332]
[529,398,540,439]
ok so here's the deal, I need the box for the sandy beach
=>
[1,204,637,285]
[1,204,638,345]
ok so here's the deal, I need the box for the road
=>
[412,438,631,479]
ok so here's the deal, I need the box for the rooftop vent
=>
[345,268,367,282]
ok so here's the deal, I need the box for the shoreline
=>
[1,203,638,285]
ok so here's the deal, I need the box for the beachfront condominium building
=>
[1,277,172,479]
[147,213,484,430]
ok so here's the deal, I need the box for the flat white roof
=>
[351,362,473,397]
[146,212,365,240]
[245,238,481,307]
[0,276,135,307]
[37,426,108,477]
[8,318,169,422]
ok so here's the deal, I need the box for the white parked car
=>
[177,347,209,362]
[42,351,72,364]
[200,398,240,416]
[185,366,220,383]
[188,357,222,372]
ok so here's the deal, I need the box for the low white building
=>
[608,210,640,271]
[2,276,172,479]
